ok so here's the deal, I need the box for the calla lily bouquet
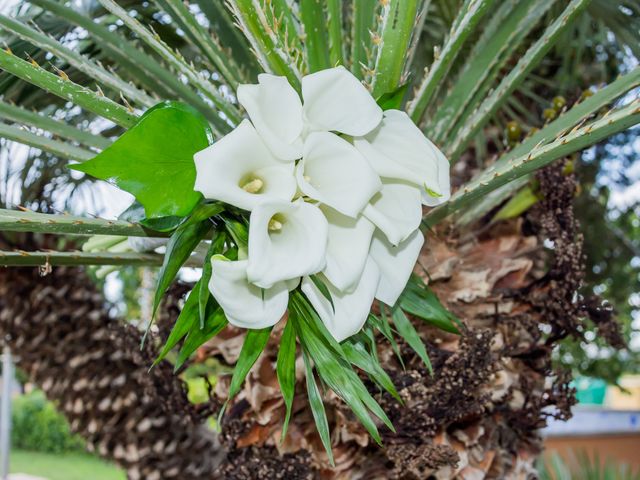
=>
[196,66,450,340]
[72,66,459,459]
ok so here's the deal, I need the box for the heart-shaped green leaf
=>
[71,101,213,218]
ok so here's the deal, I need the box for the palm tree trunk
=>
[0,266,226,479]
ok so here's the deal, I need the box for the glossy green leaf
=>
[199,232,227,328]
[152,203,223,318]
[368,312,403,366]
[175,302,228,371]
[71,102,213,218]
[376,83,408,111]
[301,350,334,466]
[343,339,400,402]
[223,217,249,258]
[290,292,388,442]
[399,276,460,333]
[276,320,297,440]
[119,201,184,233]
[309,274,335,313]
[219,326,273,421]
[154,280,202,366]
[392,307,432,373]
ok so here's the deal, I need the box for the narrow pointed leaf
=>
[175,303,228,370]
[0,49,136,128]
[399,276,460,333]
[300,0,331,72]
[409,0,495,123]
[219,326,273,421]
[343,340,400,401]
[0,123,94,162]
[350,0,377,79]
[426,99,640,225]
[448,0,592,160]
[277,320,297,440]
[372,0,420,97]
[392,308,433,373]
[154,280,203,366]
[0,100,111,150]
[152,202,223,317]
[199,232,227,328]
[301,350,334,466]
[0,14,155,108]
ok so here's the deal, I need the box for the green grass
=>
[10,449,125,480]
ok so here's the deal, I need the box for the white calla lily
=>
[322,206,375,292]
[301,258,380,342]
[247,199,328,288]
[296,132,381,217]
[369,229,424,307]
[237,74,303,161]
[354,110,450,204]
[363,181,422,245]
[302,66,383,136]
[209,258,288,329]
[421,146,451,206]
[194,120,297,211]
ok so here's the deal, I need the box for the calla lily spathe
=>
[301,67,383,136]
[246,199,328,289]
[296,132,381,217]
[193,120,297,211]
[237,74,303,161]
[301,258,380,342]
[208,258,289,329]
[238,67,382,161]
[369,229,425,307]
[321,206,375,293]
[363,181,423,246]
[354,109,450,206]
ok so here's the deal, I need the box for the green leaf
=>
[218,326,273,422]
[368,313,403,366]
[301,350,334,466]
[290,292,390,442]
[392,307,432,373]
[376,83,408,111]
[71,101,213,218]
[300,0,331,72]
[223,217,249,258]
[276,321,297,440]
[199,232,227,328]
[492,184,541,222]
[309,274,335,312]
[343,339,400,402]
[154,280,201,366]
[119,201,184,233]
[175,302,228,371]
[399,276,460,334]
[152,203,223,319]
[371,0,420,97]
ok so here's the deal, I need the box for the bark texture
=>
[0,267,223,480]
